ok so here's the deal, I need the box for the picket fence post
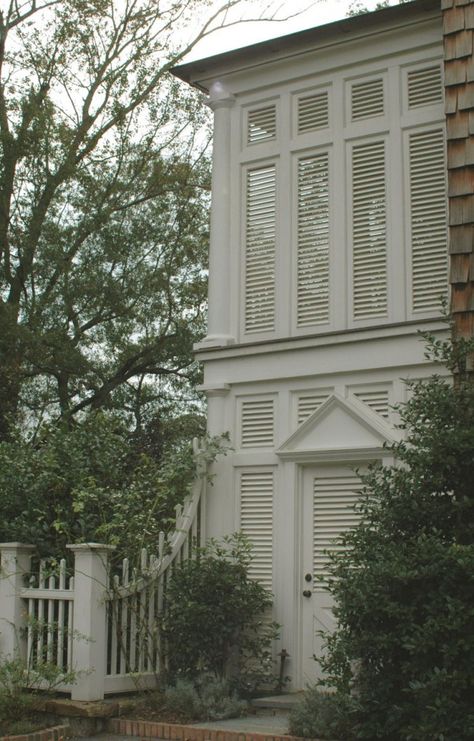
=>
[0,542,35,661]
[67,543,115,701]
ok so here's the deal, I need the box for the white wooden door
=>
[301,465,363,685]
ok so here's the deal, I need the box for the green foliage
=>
[161,533,279,689]
[0,413,226,560]
[289,687,357,741]
[151,677,247,723]
[0,654,75,732]
[316,334,474,740]
[0,0,216,440]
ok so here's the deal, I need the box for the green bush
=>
[159,677,247,722]
[316,334,474,740]
[0,414,225,562]
[289,687,357,740]
[161,533,279,690]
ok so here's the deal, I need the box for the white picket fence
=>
[0,438,207,701]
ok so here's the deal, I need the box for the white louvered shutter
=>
[313,474,361,589]
[248,105,277,144]
[354,389,389,419]
[297,92,329,134]
[351,78,384,121]
[240,471,273,589]
[407,66,443,109]
[352,140,387,320]
[245,166,276,333]
[408,129,447,313]
[297,152,330,327]
[241,399,274,448]
[297,391,330,425]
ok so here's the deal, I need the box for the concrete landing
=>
[191,712,289,735]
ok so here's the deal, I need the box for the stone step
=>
[250,693,303,713]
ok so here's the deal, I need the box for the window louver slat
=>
[245,166,276,333]
[313,475,361,588]
[297,92,329,133]
[409,129,447,313]
[240,471,273,588]
[354,390,389,418]
[241,399,274,447]
[297,392,330,425]
[407,66,443,108]
[248,105,277,144]
[352,140,387,320]
[351,78,384,121]
[297,153,330,327]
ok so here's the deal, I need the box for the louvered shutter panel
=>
[408,129,447,313]
[245,166,276,333]
[297,92,329,134]
[352,140,388,320]
[407,66,443,108]
[240,471,273,589]
[313,475,361,589]
[351,78,384,121]
[248,106,277,144]
[297,153,330,327]
[354,389,389,418]
[297,391,329,425]
[241,399,274,447]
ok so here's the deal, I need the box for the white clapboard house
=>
[172,0,450,688]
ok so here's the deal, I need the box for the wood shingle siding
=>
[443,0,474,350]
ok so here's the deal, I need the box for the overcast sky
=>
[185,0,398,61]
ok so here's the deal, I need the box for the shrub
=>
[161,533,279,689]
[289,687,357,740]
[316,333,474,740]
[160,677,247,722]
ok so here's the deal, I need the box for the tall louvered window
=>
[407,66,443,108]
[296,152,330,327]
[240,470,273,589]
[351,78,384,121]
[297,91,329,134]
[241,399,274,448]
[245,165,276,333]
[313,474,361,588]
[408,129,447,313]
[353,389,389,419]
[352,140,388,320]
[248,105,277,144]
[297,391,330,425]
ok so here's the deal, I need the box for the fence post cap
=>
[66,542,116,551]
[0,542,36,551]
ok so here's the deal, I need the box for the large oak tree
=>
[0,0,253,439]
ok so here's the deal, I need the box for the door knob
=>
[302,589,312,598]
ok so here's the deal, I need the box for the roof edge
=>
[171,0,440,91]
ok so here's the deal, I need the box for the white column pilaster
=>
[196,83,235,349]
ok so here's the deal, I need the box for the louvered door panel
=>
[313,475,361,588]
[240,471,273,589]
[297,152,330,327]
[354,389,389,419]
[351,78,384,121]
[248,106,277,144]
[245,166,276,333]
[352,140,388,320]
[297,92,329,133]
[407,66,443,108]
[241,399,274,447]
[297,391,330,425]
[408,129,447,313]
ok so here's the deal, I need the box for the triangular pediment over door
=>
[276,392,399,463]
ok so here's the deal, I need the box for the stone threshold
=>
[109,718,324,741]
[0,724,71,741]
